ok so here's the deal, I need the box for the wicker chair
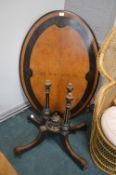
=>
[90,27,116,175]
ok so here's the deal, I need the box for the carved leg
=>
[70,122,87,132]
[28,114,43,127]
[14,126,46,155]
[61,134,88,170]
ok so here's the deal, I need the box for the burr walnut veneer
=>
[15,10,99,170]
[20,10,99,117]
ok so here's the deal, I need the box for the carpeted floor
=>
[0,107,106,175]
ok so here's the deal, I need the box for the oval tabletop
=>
[20,10,99,118]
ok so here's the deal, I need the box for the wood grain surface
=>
[0,152,17,175]
[20,10,99,118]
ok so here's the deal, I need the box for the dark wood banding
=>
[20,10,99,118]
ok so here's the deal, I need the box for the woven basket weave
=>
[90,26,116,175]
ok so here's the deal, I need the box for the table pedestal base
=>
[14,114,88,170]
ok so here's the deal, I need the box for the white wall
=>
[114,18,116,25]
[0,0,65,121]
[65,0,116,45]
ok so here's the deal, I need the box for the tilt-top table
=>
[14,10,99,170]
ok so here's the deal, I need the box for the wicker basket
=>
[90,27,116,175]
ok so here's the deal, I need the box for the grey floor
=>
[0,107,106,175]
